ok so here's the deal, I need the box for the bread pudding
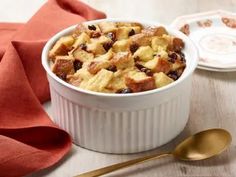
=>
[49,22,186,93]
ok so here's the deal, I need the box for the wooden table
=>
[1,0,236,176]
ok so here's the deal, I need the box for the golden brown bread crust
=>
[153,58,172,74]
[49,36,75,60]
[72,47,94,62]
[168,37,185,52]
[87,60,110,74]
[125,76,156,92]
[154,72,173,88]
[52,56,75,78]
[130,33,152,46]
[110,52,134,70]
[142,26,168,36]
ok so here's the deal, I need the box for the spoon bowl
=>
[173,128,232,161]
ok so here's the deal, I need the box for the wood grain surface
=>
[0,0,235,176]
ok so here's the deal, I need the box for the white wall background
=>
[0,0,235,24]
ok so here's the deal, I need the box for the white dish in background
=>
[171,10,236,72]
[197,65,236,72]
[42,19,198,154]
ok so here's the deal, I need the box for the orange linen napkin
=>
[0,0,105,177]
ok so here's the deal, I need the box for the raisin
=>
[73,60,83,71]
[140,67,147,72]
[168,71,179,80]
[135,63,144,70]
[169,52,178,60]
[91,31,101,38]
[140,67,153,76]
[116,88,132,94]
[146,70,153,76]
[168,52,178,63]
[57,73,67,81]
[103,41,113,51]
[107,32,116,41]
[80,44,87,51]
[135,63,153,76]
[130,43,139,54]
[106,65,117,72]
[128,29,135,36]
[134,56,140,62]
[88,25,96,30]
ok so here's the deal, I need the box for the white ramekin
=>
[42,19,198,154]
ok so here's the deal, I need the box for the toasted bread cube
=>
[68,68,93,86]
[98,22,117,33]
[172,59,186,71]
[86,36,113,53]
[107,78,126,91]
[49,36,75,60]
[144,58,159,70]
[112,39,130,52]
[52,56,75,77]
[133,46,154,61]
[151,37,168,51]
[173,37,184,52]
[142,26,168,36]
[94,49,113,62]
[73,23,88,36]
[72,48,94,62]
[73,24,101,37]
[154,72,173,88]
[81,69,113,92]
[116,27,131,40]
[173,38,184,52]
[116,22,142,34]
[87,50,113,74]
[97,35,113,44]
[87,60,110,74]
[110,51,134,69]
[154,58,172,74]
[162,34,172,43]
[72,32,90,49]
[125,71,156,92]
[116,26,141,40]
[116,27,140,40]
[86,41,106,55]
[106,75,127,92]
[130,33,152,46]
[144,57,171,74]
[75,68,94,80]
[67,76,82,86]
[168,37,185,52]
[156,50,168,59]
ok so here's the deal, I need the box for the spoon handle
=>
[74,152,172,177]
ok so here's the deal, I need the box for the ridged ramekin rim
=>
[42,18,198,97]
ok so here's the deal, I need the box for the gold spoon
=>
[75,128,231,177]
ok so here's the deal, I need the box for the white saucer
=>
[171,10,236,72]
[197,65,236,72]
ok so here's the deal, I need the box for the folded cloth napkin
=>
[0,0,105,176]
